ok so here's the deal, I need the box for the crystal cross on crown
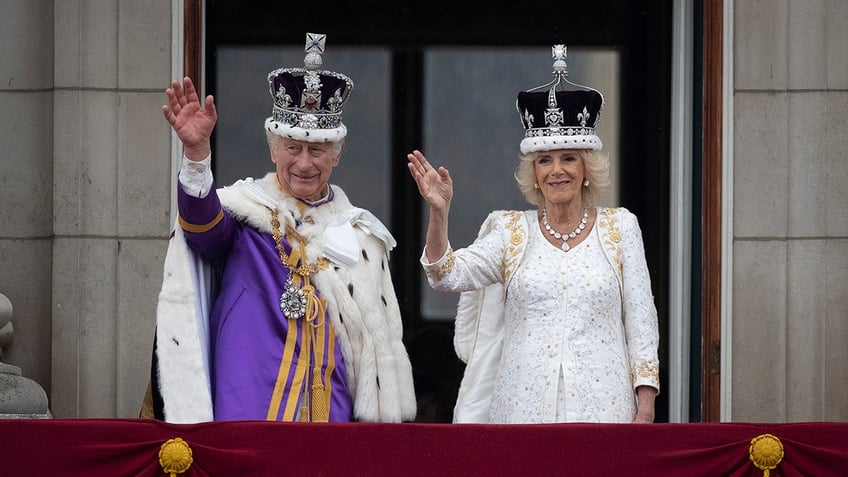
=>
[305,33,326,55]
[303,32,327,70]
[552,44,568,76]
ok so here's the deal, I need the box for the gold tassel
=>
[302,283,322,324]
[305,278,328,422]
[298,239,326,327]
[311,367,329,422]
[298,265,329,422]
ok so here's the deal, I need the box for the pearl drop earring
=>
[583,180,590,187]
[534,183,540,189]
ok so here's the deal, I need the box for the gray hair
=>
[514,149,611,208]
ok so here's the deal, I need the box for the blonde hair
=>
[514,149,610,208]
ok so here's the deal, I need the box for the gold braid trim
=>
[270,208,330,422]
[308,278,329,422]
[178,209,224,233]
[298,327,312,422]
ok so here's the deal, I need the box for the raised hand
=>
[162,77,217,161]
[406,150,453,213]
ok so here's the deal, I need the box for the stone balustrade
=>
[0,293,50,418]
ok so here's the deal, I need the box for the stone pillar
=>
[0,293,50,418]
[50,0,175,418]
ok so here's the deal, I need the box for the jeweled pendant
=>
[280,275,307,320]
[561,241,570,252]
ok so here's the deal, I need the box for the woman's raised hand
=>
[162,77,217,161]
[406,150,453,212]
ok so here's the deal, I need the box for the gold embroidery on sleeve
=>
[429,248,456,281]
[502,211,524,282]
[438,250,456,278]
[598,208,622,272]
[631,360,660,383]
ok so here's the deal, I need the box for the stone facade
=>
[0,0,845,421]
[1,0,173,418]
[730,0,848,421]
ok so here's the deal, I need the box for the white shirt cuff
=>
[179,153,214,198]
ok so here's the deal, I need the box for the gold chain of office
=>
[270,209,329,277]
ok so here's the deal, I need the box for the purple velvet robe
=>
[178,183,353,422]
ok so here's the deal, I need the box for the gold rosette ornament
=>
[159,437,193,476]
[748,433,784,477]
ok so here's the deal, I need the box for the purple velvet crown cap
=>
[265,32,353,143]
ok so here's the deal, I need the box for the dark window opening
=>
[205,0,674,423]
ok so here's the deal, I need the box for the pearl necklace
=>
[542,208,588,252]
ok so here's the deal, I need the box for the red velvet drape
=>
[1,420,846,476]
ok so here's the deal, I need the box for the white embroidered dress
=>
[422,208,659,424]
